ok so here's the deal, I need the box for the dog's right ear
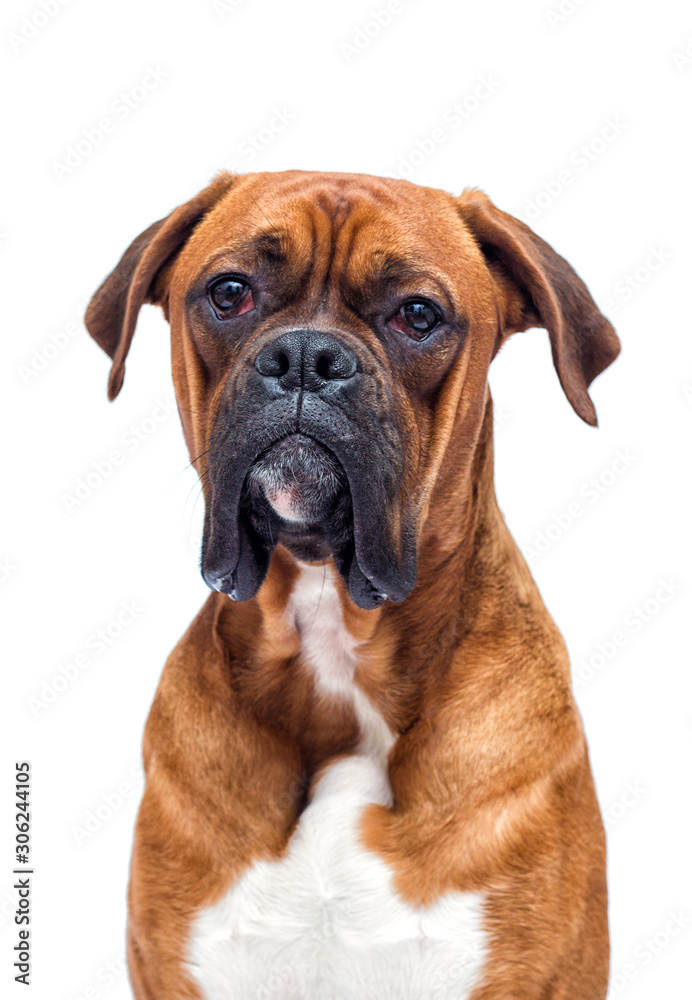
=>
[85,173,235,400]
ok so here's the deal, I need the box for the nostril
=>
[315,352,332,380]
[256,347,291,379]
[314,348,357,381]
[276,351,290,378]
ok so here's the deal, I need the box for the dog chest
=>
[186,566,487,998]
[186,754,486,999]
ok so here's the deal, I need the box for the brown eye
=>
[208,277,254,316]
[389,299,441,341]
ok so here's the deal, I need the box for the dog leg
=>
[361,715,608,1000]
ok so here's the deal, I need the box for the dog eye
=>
[389,299,441,341]
[208,276,254,316]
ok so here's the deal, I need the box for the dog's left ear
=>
[86,173,235,400]
[457,189,620,426]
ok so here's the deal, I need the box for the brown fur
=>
[86,170,618,999]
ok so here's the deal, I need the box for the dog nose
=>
[254,330,358,392]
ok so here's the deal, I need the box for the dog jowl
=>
[86,170,619,1000]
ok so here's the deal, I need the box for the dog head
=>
[86,170,619,609]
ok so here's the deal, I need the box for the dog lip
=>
[202,567,237,598]
[252,431,340,462]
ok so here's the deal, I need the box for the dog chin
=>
[243,433,352,565]
[246,434,346,524]
[239,433,355,564]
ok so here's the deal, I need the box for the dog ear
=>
[85,173,235,400]
[457,189,620,426]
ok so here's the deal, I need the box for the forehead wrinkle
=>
[292,205,319,297]
[185,221,320,292]
[285,195,356,304]
[211,227,290,270]
[364,250,432,287]
[341,241,456,312]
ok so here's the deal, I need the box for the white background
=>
[2,0,691,997]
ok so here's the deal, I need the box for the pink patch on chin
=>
[267,487,304,522]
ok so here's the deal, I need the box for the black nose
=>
[254,330,358,392]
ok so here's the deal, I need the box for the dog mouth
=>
[201,400,416,610]
[203,432,391,609]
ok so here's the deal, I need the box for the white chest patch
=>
[186,565,487,1000]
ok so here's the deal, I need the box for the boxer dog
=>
[86,170,619,1000]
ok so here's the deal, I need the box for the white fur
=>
[187,565,487,999]
[286,563,395,763]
